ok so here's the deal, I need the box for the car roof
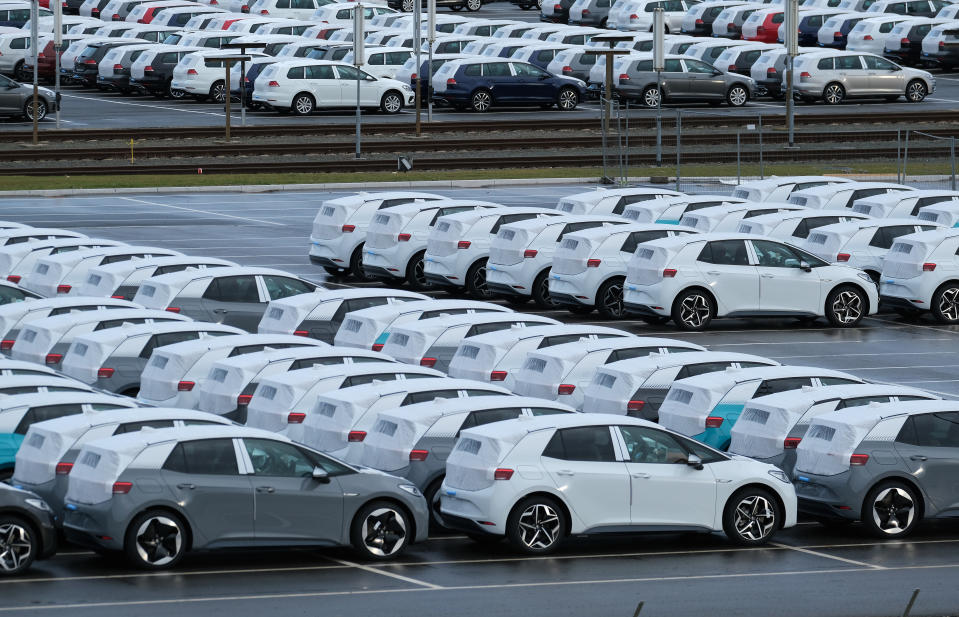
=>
[564,223,689,243]
[321,377,510,402]
[462,324,630,347]
[23,308,189,331]
[0,391,136,411]
[529,336,703,361]
[749,383,936,410]
[461,412,654,443]
[152,333,325,357]
[71,320,243,346]
[675,364,861,388]
[602,350,777,373]
[85,424,291,453]
[32,408,233,434]
[393,312,558,334]
[144,265,309,286]
[812,217,932,235]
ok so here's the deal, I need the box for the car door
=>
[0,74,22,113]
[306,64,341,106]
[618,425,717,528]
[161,438,255,543]
[539,426,631,529]
[680,58,726,100]
[751,239,823,314]
[199,275,264,331]
[659,57,687,99]
[835,54,867,94]
[241,437,344,541]
[335,64,379,106]
[862,53,904,94]
[694,239,760,315]
[509,61,554,101]
[894,411,959,513]
[483,61,514,103]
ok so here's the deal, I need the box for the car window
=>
[162,439,239,475]
[483,62,511,76]
[464,63,481,76]
[697,240,750,265]
[863,54,896,70]
[818,376,861,386]
[537,334,586,348]
[836,54,863,70]
[754,377,815,397]
[897,411,959,447]
[621,230,669,254]
[675,361,737,380]
[113,419,175,435]
[684,58,715,73]
[458,407,524,432]
[869,225,916,249]
[402,389,460,405]
[341,373,400,387]
[817,57,835,70]
[605,347,658,362]
[664,58,683,72]
[203,275,260,302]
[244,438,316,477]
[306,64,335,79]
[139,330,200,359]
[619,425,688,463]
[0,286,31,304]
[93,317,150,331]
[752,240,805,268]
[491,213,540,235]
[288,356,344,369]
[835,395,894,409]
[262,275,314,300]
[512,62,549,77]
[14,404,85,434]
[228,342,305,358]
[542,426,616,462]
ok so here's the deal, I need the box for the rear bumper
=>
[486,281,527,297]
[438,510,502,537]
[879,294,924,312]
[424,272,461,289]
[363,264,403,280]
[549,291,590,307]
[623,301,667,317]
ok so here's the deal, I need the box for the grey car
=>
[791,50,934,104]
[793,400,959,537]
[0,73,55,121]
[0,483,57,576]
[62,425,429,568]
[615,55,756,107]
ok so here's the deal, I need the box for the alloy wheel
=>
[466,0,481,9]
[871,487,915,536]
[294,95,313,115]
[937,287,959,322]
[211,82,226,103]
[24,101,46,122]
[538,275,554,306]
[135,516,182,567]
[411,257,430,288]
[824,84,843,105]
[383,93,402,113]
[169,86,186,99]
[558,88,578,110]
[906,80,926,102]
[471,90,491,112]
[727,86,747,107]
[0,523,32,574]
[470,263,490,297]
[402,0,414,10]
[516,503,561,550]
[831,290,862,324]
[732,495,776,542]
[643,87,660,108]
[361,507,408,557]
[601,280,624,317]
[679,293,710,328]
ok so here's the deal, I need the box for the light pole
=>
[653,7,664,166]
[427,0,435,122]
[54,0,61,129]
[354,3,365,159]
[785,0,798,147]
[30,0,38,144]
[414,0,421,136]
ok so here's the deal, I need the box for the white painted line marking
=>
[866,316,959,335]
[119,197,284,227]
[0,563,350,584]
[325,557,443,589]
[770,542,885,570]
[60,93,233,118]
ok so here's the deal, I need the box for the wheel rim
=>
[559,89,577,109]
[467,0,479,8]
[295,96,312,114]
[361,507,407,557]
[471,265,490,297]
[384,94,401,113]
[825,85,842,104]
[402,0,413,9]
[831,290,862,324]
[170,87,185,99]
[602,281,624,316]
[135,516,182,566]
[733,495,776,541]
[517,503,561,550]
[538,275,555,306]
[25,102,45,121]
[938,287,959,321]
[872,487,915,535]
[729,87,747,106]
[472,91,490,111]
[679,293,710,328]
[213,83,225,102]
[0,523,32,573]
[412,257,429,287]
[643,88,659,107]
[907,82,925,102]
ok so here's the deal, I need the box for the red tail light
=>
[562,65,573,73]
[581,8,589,14]
[287,412,306,424]
[0,340,14,351]
[268,80,280,87]
[111,295,125,299]
[901,37,910,45]
[112,13,120,19]
[55,462,73,475]
[113,63,123,70]
[923,262,937,271]
[348,430,366,442]
[554,2,562,7]
[341,224,355,232]
[619,73,630,80]
[177,381,195,391]
[586,258,601,267]
[939,40,945,49]
[411,72,417,79]
[144,65,154,72]
[836,253,850,262]
[165,307,180,313]
[457,240,471,249]
[695,18,703,24]
[83,59,96,64]
[6,275,20,283]
[187,68,198,75]
[372,343,384,351]
[729,64,737,71]
[241,3,249,10]
[626,400,645,412]
[523,249,538,258]
[409,449,429,461]
[260,8,269,13]
[45,354,62,366]
[490,370,507,381]
[783,437,802,449]
[663,268,677,278]
[705,416,724,428]
[420,357,437,367]
[558,384,575,395]
[493,468,514,480]
[293,330,309,337]
[97,367,114,378]
[800,71,811,80]
[767,67,777,76]
[850,453,869,466]
[447,78,456,85]
[57,284,72,293]
[398,233,411,241]
[112,481,133,494]
[863,34,873,40]
[629,13,638,19]
[37,53,45,58]
[237,394,253,406]
[834,31,843,38]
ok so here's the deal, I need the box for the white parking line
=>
[770,542,884,569]
[325,557,443,589]
[865,316,959,335]
[119,197,285,227]
[60,94,234,118]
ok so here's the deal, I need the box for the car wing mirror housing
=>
[800,260,812,272]
[686,454,704,470]
[312,466,331,483]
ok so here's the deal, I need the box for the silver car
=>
[791,49,934,103]
[0,73,55,121]
[615,55,757,107]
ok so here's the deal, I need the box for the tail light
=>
[705,416,723,428]
[834,31,843,39]
[562,65,573,73]
[348,430,366,442]
[836,253,850,262]
[112,13,120,19]
[411,72,417,79]
[0,340,13,351]
[143,65,154,72]
[558,384,575,395]
[244,77,250,83]
[177,381,195,391]
[398,233,411,241]
[619,72,630,80]
[55,462,73,475]
[165,307,180,313]
[457,240,471,249]
[586,258,601,267]
[187,68,198,75]
[38,52,45,59]
[554,2,562,8]
[582,8,589,14]
[237,394,253,406]
[91,6,99,12]
[783,437,801,449]
[627,400,645,412]
[241,3,249,10]
[663,268,677,278]
[493,468,514,480]
[287,412,306,424]
[6,275,20,283]
[45,354,62,365]
[864,34,873,40]
[850,453,869,466]
[112,295,126,299]
[113,63,123,70]
[83,59,96,64]
[420,357,437,367]
[447,77,456,85]
[940,40,945,49]
[260,8,269,13]
[901,37,910,45]
[923,262,937,271]
[629,13,638,19]
[268,80,280,87]
[341,224,355,232]
[728,64,737,71]
[56,284,71,294]
[800,71,811,81]
[97,367,114,378]
[490,370,507,381]
[293,330,309,337]
[767,67,777,76]
[695,18,703,24]
[409,449,429,461]
[523,249,538,258]
[112,481,133,494]
[372,343,384,351]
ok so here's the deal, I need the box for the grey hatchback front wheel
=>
[863,481,920,538]
[125,510,187,570]
[905,79,927,103]
[23,99,47,122]
[726,84,748,107]
[351,501,411,560]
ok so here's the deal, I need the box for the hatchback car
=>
[880,228,959,322]
[915,201,959,228]
[845,14,914,54]
[792,49,934,103]
[920,21,959,69]
[0,282,40,306]
[622,195,748,226]
[851,190,959,219]
[731,176,854,202]
[76,256,237,300]
[678,203,805,233]
[737,209,869,241]
[789,181,913,209]
[0,73,56,120]
[681,0,747,35]
[615,55,756,107]
[439,413,797,553]
[556,187,683,215]
[128,44,204,98]
[0,297,138,354]
[0,483,56,576]
[0,239,127,286]
[884,17,954,64]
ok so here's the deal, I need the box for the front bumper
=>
[793,473,860,520]
[62,499,125,552]
[880,294,925,313]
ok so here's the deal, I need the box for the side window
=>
[482,62,511,77]
[330,297,390,328]
[0,286,29,304]
[341,373,399,388]
[618,425,689,464]
[541,426,616,462]
[869,225,915,249]
[458,408,524,433]
[557,221,603,241]
[203,276,260,302]
[697,240,750,266]
[835,395,893,409]
[428,206,474,226]
[14,404,85,434]
[368,53,385,65]
[908,412,959,447]
[139,331,200,359]
[244,438,316,477]
[676,361,736,380]
[605,347,657,362]
[113,420,175,435]
[795,216,840,238]
[162,439,239,475]
[401,389,460,405]
[752,240,804,268]
[818,376,861,386]
[530,407,567,416]
[538,334,586,348]
[621,230,669,253]
[306,64,335,79]
[287,66,306,79]
[464,322,515,337]
[262,275,314,300]
[817,57,835,70]
[664,58,683,72]
[754,377,815,397]
[288,356,344,370]
[464,63,481,76]
[863,55,896,70]
[490,213,539,235]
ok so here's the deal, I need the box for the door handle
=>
[555,470,575,477]
[707,270,720,276]
[631,472,651,479]
[213,308,228,314]
[761,273,775,278]
[910,455,928,462]
[176,483,196,490]
[256,486,275,493]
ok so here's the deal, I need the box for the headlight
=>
[401,84,412,92]
[768,469,790,484]
[398,484,422,497]
[857,272,873,283]
[25,498,51,512]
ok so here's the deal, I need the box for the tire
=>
[465,259,491,299]
[931,282,959,324]
[726,84,748,107]
[465,0,481,10]
[350,244,376,281]
[470,89,492,112]
[350,500,412,560]
[532,269,556,308]
[671,288,714,331]
[596,277,625,319]
[14,61,30,82]
[824,285,866,328]
[537,0,543,7]
[0,515,37,576]
[209,80,226,104]
[557,87,579,110]
[291,92,314,116]
[22,99,47,122]
[642,85,660,108]
[862,480,921,538]
[423,478,444,529]
[124,510,188,570]
[506,495,567,555]
[168,80,186,100]
[822,82,844,105]
[380,90,403,114]
[401,0,414,10]
[905,79,927,103]
[406,250,432,291]
[568,304,594,315]
[722,487,780,546]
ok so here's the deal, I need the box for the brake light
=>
[619,72,630,80]
[177,381,195,391]
[558,384,575,395]
[493,468,514,480]
[111,295,125,299]
[695,18,703,24]
[923,262,937,271]
[55,462,73,475]
[901,37,910,45]
[586,258,601,267]
[863,34,873,40]
[783,437,802,449]
[800,71,811,80]
[165,307,180,313]
[112,13,119,19]
[287,412,306,424]
[420,357,437,367]
[581,8,589,14]
[372,343,384,351]
[348,430,366,442]
[398,233,411,241]
[113,63,123,70]
[342,224,355,232]
[729,64,737,71]
[83,59,96,64]
[663,268,677,278]
[187,68,198,75]
[627,400,645,412]
[767,67,777,76]
[705,416,724,428]
[0,340,13,351]
[836,253,850,262]
[411,72,417,79]
[490,370,507,381]
[241,3,249,9]
[97,367,114,378]
[6,275,20,283]
[409,449,429,461]
[237,394,253,406]
[457,240,471,249]
[144,65,154,72]
[112,482,133,494]
[562,65,573,73]
[268,80,280,87]
[523,249,538,258]
[293,330,309,337]
[554,2,561,7]
[45,354,62,365]
[850,453,869,466]
[834,31,843,38]
[260,8,269,13]
[447,78,456,85]
[629,13,638,19]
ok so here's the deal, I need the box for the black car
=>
[230,59,278,108]
[885,20,938,66]
[0,483,57,576]
[130,47,200,98]
[72,41,140,87]
[540,0,574,22]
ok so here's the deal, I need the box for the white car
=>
[730,176,855,202]
[486,215,628,308]
[621,195,747,225]
[556,187,683,215]
[309,191,444,279]
[0,228,85,249]
[737,209,869,241]
[172,50,268,102]
[623,233,880,330]
[246,0,328,17]
[0,297,138,354]
[362,199,503,291]
[341,46,414,79]
[424,207,557,299]
[511,336,705,409]
[0,239,127,285]
[549,223,695,318]
[678,203,806,233]
[880,228,959,322]
[74,256,237,300]
[915,201,959,227]
[581,351,779,420]
[851,190,959,219]
[439,414,797,553]
[787,181,913,209]
[311,2,395,25]
[800,218,940,281]
[845,14,914,53]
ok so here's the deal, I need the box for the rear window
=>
[14,404,84,434]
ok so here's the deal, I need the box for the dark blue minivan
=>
[431,58,586,112]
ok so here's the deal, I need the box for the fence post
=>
[737,132,741,185]
[624,99,630,184]
[601,94,608,183]
[759,114,764,180]
[675,109,681,192]
[951,137,956,192]
[896,129,902,183]
[903,130,910,184]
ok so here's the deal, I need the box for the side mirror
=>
[686,454,704,470]
[800,260,812,272]
[312,467,330,483]
[713,70,723,76]
[539,73,550,80]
